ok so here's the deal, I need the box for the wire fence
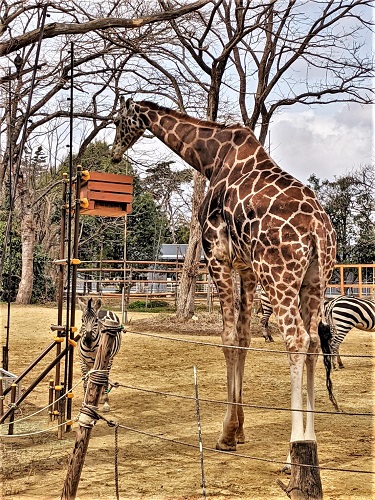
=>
[2,327,374,499]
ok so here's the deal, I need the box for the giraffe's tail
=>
[318,322,339,411]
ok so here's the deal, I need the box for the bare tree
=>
[0,0,210,302]
[107,0,372,318]
[1,0,373,307]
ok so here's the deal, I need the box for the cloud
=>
[270,104,374,184]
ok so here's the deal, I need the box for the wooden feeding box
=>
[80,172,133,217]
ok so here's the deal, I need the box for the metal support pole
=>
[55,175,68,402]
[65,165,82,431]
[63,41,75,428]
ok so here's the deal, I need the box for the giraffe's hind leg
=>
[208,261,255,451]
[234,269,256,444]
[206,259,241,451]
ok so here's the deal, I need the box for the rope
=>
[0,418,73,438]
[87,368,109,386]
[0,378,84,427]
[79,403,100,428]
[113,383,374,418]
[96,414,374,476]
[129,330,375,359]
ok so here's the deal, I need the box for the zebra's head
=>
[78,297,102,347]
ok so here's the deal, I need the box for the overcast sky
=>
[268,102,374,185]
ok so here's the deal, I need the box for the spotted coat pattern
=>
[112,97,336,450]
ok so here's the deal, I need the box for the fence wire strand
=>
[96,414,374,476]
[129,330,375,359]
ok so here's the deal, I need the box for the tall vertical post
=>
[63,41,75,430]
[3,70,12,372]
[121,214,128,324]
[54,174,68,409]
[65,165,82,431]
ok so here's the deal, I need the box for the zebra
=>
[258,290,375,369]
[256,288,275,342]
[77,297,122,411]
[325,295,375,369]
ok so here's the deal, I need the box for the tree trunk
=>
[15,208,35,304]
[277,441,323,500]
[176,171,206,319]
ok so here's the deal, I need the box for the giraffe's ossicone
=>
[111,97,337,458]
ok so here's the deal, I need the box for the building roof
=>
[160,244,205,261]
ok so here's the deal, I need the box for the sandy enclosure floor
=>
[0,303,374,500]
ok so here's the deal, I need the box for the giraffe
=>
[111,97,337,454]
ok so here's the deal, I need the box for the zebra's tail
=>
[318,321,339,411]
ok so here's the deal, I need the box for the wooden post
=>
[61,322,120,500]
[8,383,17,435]
[277,441,323,500]
[48,378,54,422]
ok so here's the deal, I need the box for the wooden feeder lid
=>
[80,171,133,217]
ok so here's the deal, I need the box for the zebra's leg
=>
[102,358,113,412]
[331,344,339,370]
[261,315,274,342]
[337,350,344,369]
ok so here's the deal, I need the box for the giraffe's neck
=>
[138,101,260,181]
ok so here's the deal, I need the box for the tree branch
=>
[0,0,211,56]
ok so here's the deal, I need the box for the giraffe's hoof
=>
[280,464,291,475]
[338,365,345,369]
[102,402,111,412]
[236,432,245,444]
[216,440,237,451]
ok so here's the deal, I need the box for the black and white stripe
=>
[77,297,122,410]
[257,290,375,368]
[325,295,375,368]
[256,288,275,342]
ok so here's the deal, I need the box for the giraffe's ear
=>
[125,98,134,111]
[120,95,126,108]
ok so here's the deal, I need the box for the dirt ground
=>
[0,303,374,500]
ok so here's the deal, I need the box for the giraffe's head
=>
[111,97,147,163]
